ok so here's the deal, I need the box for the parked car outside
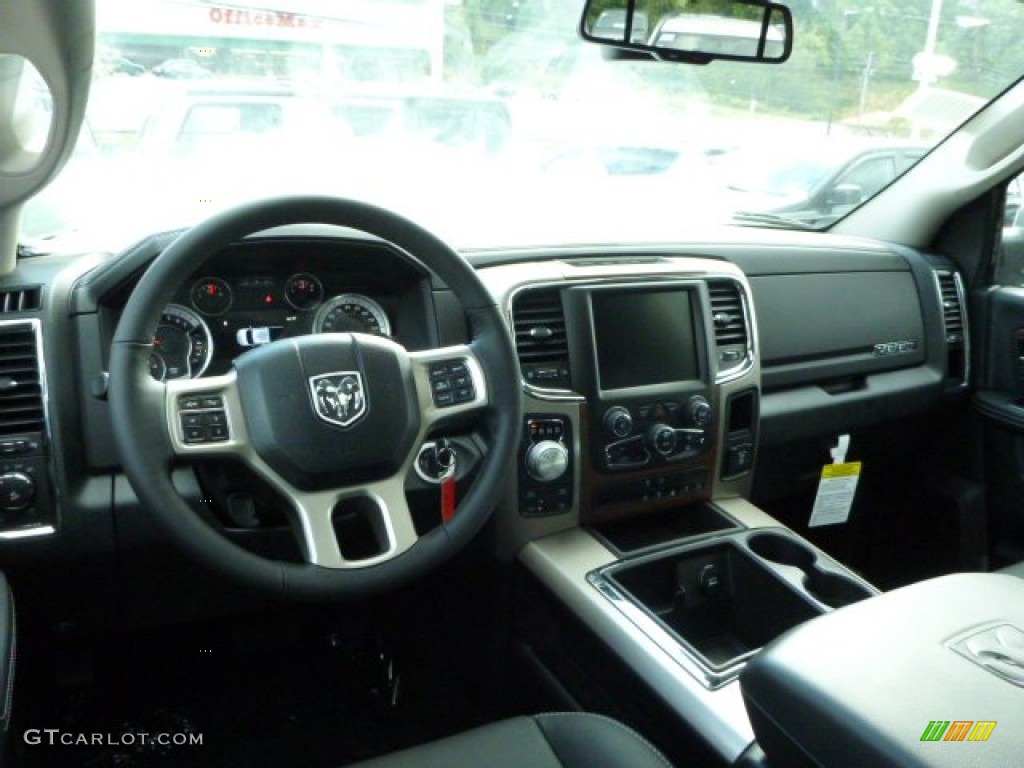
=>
[98,53,144,77]
[152,58,213,79]
[724,139,928,227]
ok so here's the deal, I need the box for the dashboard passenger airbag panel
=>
[751,271,924,390]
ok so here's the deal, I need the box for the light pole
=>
[918,0,943,89]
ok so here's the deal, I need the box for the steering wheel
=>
[108,196,521,599]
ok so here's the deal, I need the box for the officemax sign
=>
[207,6,323,29]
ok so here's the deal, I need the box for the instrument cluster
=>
[150,272,393,381]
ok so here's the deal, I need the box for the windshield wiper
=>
[730,211,819,231]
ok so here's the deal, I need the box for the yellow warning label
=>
[809,462,863,527]
[821,462,862,479]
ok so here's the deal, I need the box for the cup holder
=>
[805,570,871,608]
[747,532,816,570]
[747,532,871,609]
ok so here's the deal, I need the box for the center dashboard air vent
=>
[512,287,570,389]
[0,322,45,436]
[707,280,750,376]
[936,270,967,385]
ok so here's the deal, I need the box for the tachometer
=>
[313,294,391,336]
[150,304,214,381]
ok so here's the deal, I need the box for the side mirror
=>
[827,183,864,208]
[580,0,793,66]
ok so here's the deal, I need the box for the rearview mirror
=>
[580,0,793,66]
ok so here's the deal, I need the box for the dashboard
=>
[0,222,973,633]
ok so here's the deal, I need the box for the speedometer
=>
[312,294,391,336]
[150,304,214,381]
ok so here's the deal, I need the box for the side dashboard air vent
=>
[707,280,750,376]
[0,322,45,436]
[512,288,570,389]
[0,287,41,313]
[937,272,964,342]
[936,270,967,385]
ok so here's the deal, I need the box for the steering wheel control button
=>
[207,424,229,441]
[429,360,475,407]
[181,413,204,429]
[178,397,231,444]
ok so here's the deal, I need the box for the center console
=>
[520,498,881,764]
[477,256,884,764]
[591,527,875,688]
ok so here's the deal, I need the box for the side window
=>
[836,155,897,200]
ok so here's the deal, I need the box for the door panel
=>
[976,277,1024,561]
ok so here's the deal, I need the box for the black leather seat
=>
[346,712,672,768]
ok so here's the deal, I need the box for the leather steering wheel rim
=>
[108,196,521,600]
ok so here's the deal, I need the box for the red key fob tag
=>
[441,474,456,523]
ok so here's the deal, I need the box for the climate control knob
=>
[603,406,634,438]
[687,396,713,429]
[526,440,570,482]
[646,424,677,457]
[0,472,34,512]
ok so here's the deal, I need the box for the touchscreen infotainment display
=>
[592,289,699,390]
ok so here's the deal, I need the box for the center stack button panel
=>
[519,415,573,517]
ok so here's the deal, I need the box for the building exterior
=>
[97,0,448,82]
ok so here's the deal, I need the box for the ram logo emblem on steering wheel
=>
[309,372,367,428]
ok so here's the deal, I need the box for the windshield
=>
[19,0,1024,250]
